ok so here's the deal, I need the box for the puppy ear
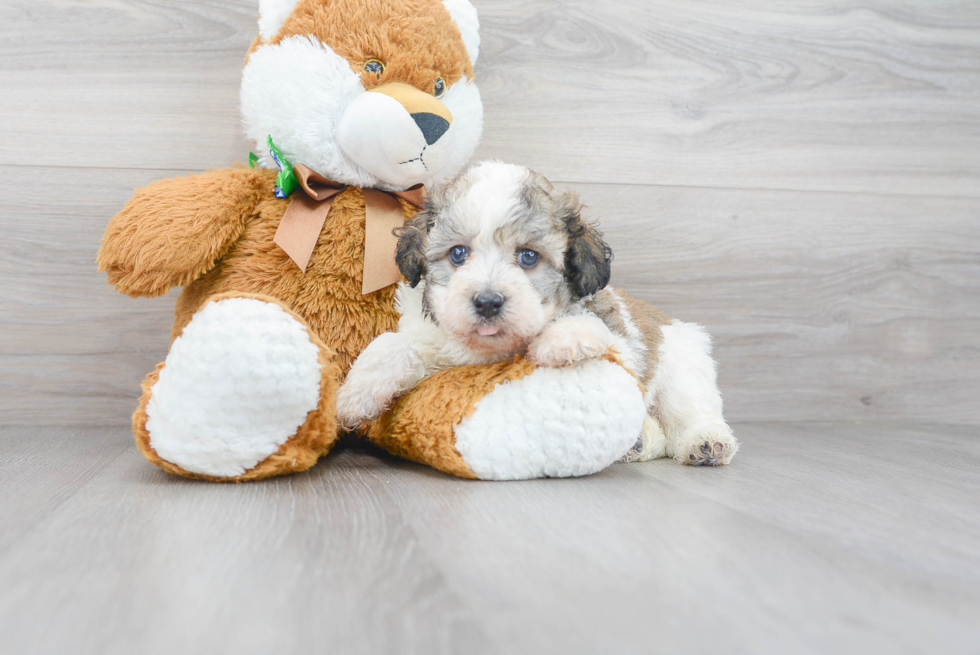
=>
[394,209,432,288]
[560,193,612,299]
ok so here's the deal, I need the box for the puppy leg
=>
[336,332,426,430]
[527,314,615,367]
[650,321,738,466]
[621,414,668,463]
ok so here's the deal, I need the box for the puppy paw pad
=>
[678,426,738,467]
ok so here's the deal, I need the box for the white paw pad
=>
[454,359,645,480]
[145,297,322,477]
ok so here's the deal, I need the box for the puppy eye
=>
[433,77,446,98]
[517,249,540,269]
[364,59,385,76]
[449,245,469,266]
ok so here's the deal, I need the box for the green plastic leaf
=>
[266,135,298,198]
[249,151,259,169]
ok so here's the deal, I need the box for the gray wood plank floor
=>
[1,423,978,654]
[2,0,978,425]
[2,1,979,652]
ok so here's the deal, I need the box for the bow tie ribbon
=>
[272,163,426,295]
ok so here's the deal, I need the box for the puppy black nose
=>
[411,112,450,145]
[473,293,505,319]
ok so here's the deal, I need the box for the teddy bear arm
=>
[97,168,269,297]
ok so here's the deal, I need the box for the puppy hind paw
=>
[687,440,736,466]
[672,421,738,466]
[621,416,668,463]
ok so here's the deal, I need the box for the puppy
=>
[337,161,738,466]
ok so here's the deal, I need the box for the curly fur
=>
[340,162,739,467]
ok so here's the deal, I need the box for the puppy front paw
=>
[670,420,738,466]
[528,317,613,368]
[528,333,610,367]
[336,382,385,431]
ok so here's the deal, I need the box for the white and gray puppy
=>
[337,161,737,466]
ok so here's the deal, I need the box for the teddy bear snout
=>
[336,82,458,187]
[412,112,450,145]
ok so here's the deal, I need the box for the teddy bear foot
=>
[133,293,340,481]
[365,355,647,480]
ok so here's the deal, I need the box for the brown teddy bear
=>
[97,0,649,481]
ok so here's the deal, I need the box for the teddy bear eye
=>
[364,59,385,76]
[517,249,539,269]
[449,245,469,266]
[433,77,446,98]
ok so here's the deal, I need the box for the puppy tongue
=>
[477,325,500,337]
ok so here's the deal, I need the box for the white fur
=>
[145,298,322,477]
[526,314,614,367]
[257,0,300,41]
[336,331,427,429]
[241,36,366,183]
[442,0,480,66]
[430,78,483,186]
[454,359,645,480]
[649,320,738,465]
[338,162,618,428]
[339,161,737,468]
[427,247,556,352]
[337,282,521,429]
[421,162,569,353]
[241,37,483,191]
[621,416,668,463]
[336,91,456,189]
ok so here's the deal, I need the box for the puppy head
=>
[396,161,612,354]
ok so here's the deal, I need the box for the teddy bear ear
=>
[442,0,480,67]
[257,0,301,41]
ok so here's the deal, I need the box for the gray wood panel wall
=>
[1,0,978,426]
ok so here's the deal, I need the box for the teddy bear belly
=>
[173,275,398,375]
[171,188,404,374]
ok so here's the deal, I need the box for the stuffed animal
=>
[97,0,649,481]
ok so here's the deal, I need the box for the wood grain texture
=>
[3,163,978,424]
[0,4,977,420]
[591,183,980,424]
[0,423,978,654]
[3,3,979,652]
[474,0,980,195]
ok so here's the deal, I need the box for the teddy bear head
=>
[241,0,482,192]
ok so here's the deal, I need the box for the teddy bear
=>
[97,0,649,482]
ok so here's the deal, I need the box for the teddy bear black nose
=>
[473,293,505,319]
[411,112,450,145]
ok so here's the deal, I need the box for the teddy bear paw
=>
[453,359,645,479]
[143,296,324,478]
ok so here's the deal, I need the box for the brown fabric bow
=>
[273,163,426,294]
